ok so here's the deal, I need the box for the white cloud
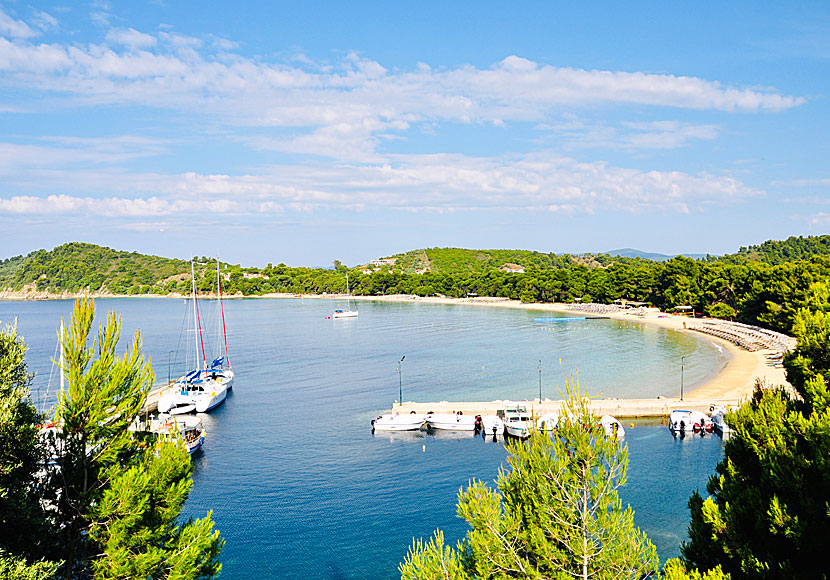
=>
[0,151,762,219]
[0,8,35,39]
[541,118,719,150]
[105,28,158,50]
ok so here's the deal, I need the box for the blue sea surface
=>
[1,298,728,578]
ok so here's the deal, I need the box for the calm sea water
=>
[1,298,728,578]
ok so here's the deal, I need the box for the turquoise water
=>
[1,298,728,578]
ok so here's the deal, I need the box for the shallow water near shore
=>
[2,298,728,578]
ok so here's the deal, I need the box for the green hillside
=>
[721,235,830,265]
[383,247,626,274]
[0,243,193,295]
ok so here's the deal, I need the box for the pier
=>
[390,396,742,420]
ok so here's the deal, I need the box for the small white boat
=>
[710,405,731,434]
[668,410,711,433]
[600,415,625,439]
[503,406,531,439]
[425,412,478,431]
[537,413,559,432]
[131,413,206,455]
[371,413,426,431]
[332,273,359,318]
[481,415,505,436]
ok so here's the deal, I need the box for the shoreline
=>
[3,290,789,406]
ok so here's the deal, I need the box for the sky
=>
[0,1,829,267]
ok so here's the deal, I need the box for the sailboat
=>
[332,272,358,319]
[206,257,234,389]
[158,260,228,414]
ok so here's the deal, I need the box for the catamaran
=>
[332,272,358,319]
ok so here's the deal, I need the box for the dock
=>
[390,396,742,420]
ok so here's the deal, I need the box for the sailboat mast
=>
[191,261,199,371]
[217,257,231,368]
[59,317,65,398]
[191,261,207,370]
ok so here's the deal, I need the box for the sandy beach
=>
[304,293,790,406]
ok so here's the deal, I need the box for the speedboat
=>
[668,410,711,433]
[537,413,559,432]
[481,415,505,436]
[371,413,426,431]
[710,405,731,434]
[600,415,625,439]
[503,406,531,439]
[424,412,478,431]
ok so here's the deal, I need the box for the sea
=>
[0,298,730,579]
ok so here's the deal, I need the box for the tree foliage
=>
[682,282,830,578]
[0,322,52,562]
[32,298,224,580]
[400,384,658,580]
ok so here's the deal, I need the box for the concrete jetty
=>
[390,396,742,420]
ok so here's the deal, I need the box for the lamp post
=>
[398,355,405,406]
[680,355,686,401]
[538,359,542,402]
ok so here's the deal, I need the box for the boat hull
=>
[425,413,477,431]
[371,414,426,431]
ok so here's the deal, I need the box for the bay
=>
[0,298,728,578]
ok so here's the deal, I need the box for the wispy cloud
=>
[540,117,719,150]
[0,150,762,218]
[0,14,805,164]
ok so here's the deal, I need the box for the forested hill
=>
[721,235,830,265]
[4,237,830,334]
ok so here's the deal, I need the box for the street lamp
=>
[398,355,406,406]
[680,355,686,401]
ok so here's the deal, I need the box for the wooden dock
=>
[391,396,742,420]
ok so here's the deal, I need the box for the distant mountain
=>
[604,248,709,261]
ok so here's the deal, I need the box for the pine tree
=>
[0,322,53,562]
[400,382,658,580]
[47,298,223,580]
[683,283,830,578]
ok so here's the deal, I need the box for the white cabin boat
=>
[371,413,426,431]
[600,415,625,439]
[710,405,731,434]
[158,373,227,414]
[503,406,531,439]
[481,415,505,436]
[425,412,477,431]
[668,410,711,433]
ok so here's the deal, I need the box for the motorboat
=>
[481,415,505,436]
[668,410,711,433]
[600,415,625,439]
[371,413,426,431]
[536,413,559,432]
[710,405,732,434]
[502,406,531,439]
[425,412,478,431]
[131,413,206,455]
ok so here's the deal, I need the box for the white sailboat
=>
[332,272,358,319]
[159,261,228,414]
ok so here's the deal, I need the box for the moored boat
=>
[371,413,426,431]
[600,415,625,439]
[536,413,559,432]
[424,412,478,431]
[710,405,731,434]
[481,415,505,436]
[131,413,206,455]
[668,410,711,433]
[502,405,531,439]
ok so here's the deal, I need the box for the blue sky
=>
[1,1,829,267]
